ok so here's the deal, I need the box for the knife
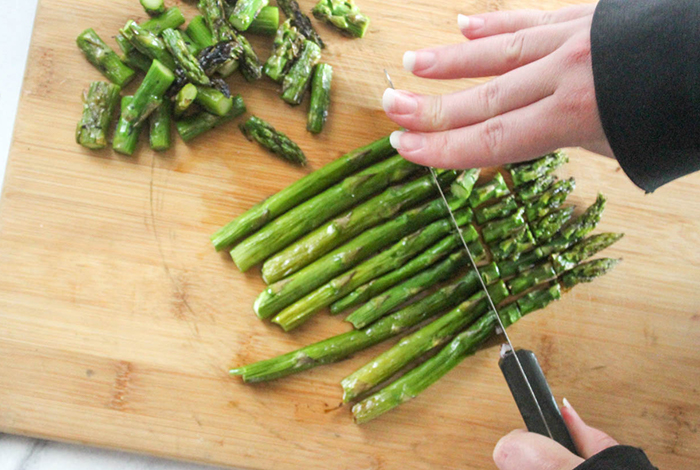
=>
[384,70,578,455]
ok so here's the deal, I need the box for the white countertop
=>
[0,1,224,468]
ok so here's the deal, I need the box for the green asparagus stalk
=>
[450,169,481,199]
[120,21,177,71]
[517,282,562,315]
[141,7,186,34]
[211,135,395,250]
[239,116,306,166]
[307,64,333,133]
[468,172,510,208]
[198,41,242,77]
[199,0,236,42]
[121,60,176,127]
[552,233,624,274]
[515,175,557,203]
[186,15,215,50]
[237,34,263,81]
[175,95,245,142]
[261,170,469,284]
[561,258,620,288]
[76,29,136,87]
[195,86,233,116]
[161,29,210,85]
[113,96,146,156]
[524,177,575,221]
[531,206,575,243]
[481,206,526,243]
[229,0,269,31]
[474,195,518,224]
[272,208,475,330]
[231,155,422,272]
[149,101,172,151]
[179,30,201,56]
[509,151,568,187]
[343,280,509,402]
[253,193,466,319]
[141,0,165,17]
[507,261,557,295]
[248,6,280,35]
[489,226,536,262]
[115,34,152,73]
[174,83,198,116]
[312,0,370,38]
[264,19,305,82]
[282,40,322,105]
[277,0,325,48]
[75,81,121,150]
[231,267,492,382]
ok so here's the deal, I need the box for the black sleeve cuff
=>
[590,0,700,192]
[574,445,657,470]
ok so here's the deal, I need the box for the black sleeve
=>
[590,0,700,193]
[574,445,657,470]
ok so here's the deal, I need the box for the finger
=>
[561,398,619,459]
[389,95,568,168]
[404,16,591,79]
[493,429,584,470]
[385,57,557,132]
[459,4,596,39]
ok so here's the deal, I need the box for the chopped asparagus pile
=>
[312,0,370,38]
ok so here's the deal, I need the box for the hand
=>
[383,4,614,169]
[493,398,619,470]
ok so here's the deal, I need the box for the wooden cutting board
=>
[1,0,699,468]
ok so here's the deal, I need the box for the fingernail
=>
[382,89,418,115]
[563,397,572,409]
[390,131,425,152]
[390,131,404,149]
[458,14,485,30]
[404,51,436,73]
[403,51,416,72]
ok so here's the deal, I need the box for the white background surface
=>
[0,1,223,468]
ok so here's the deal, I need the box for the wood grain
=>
[1,0,699,469]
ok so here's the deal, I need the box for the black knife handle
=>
[499,349,578,456]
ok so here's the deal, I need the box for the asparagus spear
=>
[277,0,325,48]
[231,155,422,272]
[239,116,306,165]
[198,41,243,76]
[507,261,557,295]
[75,81,121,150]
[162,29,210,85]
[149,100,172,151]
[468,172,510,208]
[450,169,481,199]
[264,19,305,82]
[307,64,333,133]
[474,195,518,224]
[237,34,263,81]
[248,6,280,35]
[174,83,198,116]
[195,86,234,116]
[312,0,370,38]
[120,21,177,71]
[343,280,509,402]
[509,151,568,187]
[531,206,575,243]
[121,60,176,127]
[141,0,165,17]
[76,29,136,87]
[481,206,526,243]
[186,15,215,50]
[524,177,575,221]
[229,0,269,31]
[515,175,557,203]
[115,34,152,73]
[489,226,536,262]
[175,94,246,141]
[179,30,202,56]
[281,40,322,105]
[199,0,236,42]
[211,136,395,250]
[261,170,470,283]
[561,258,620,288]
[253,193,465,319]
[141,7,186,34]
[113,96,146,156]
[231,268,492,382]
[552,233,624,273]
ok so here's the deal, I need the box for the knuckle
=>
[480,117,505,158]
[426,96,447,128]
[562,36,592,67]
[504,30,527,65]
[556,85,596,115]
[476,81,502,116]
[540,11,555,25]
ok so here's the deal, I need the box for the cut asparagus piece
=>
[272,209,476,331]
[141,0,165,17]
[237,33,263,81]
[277,0,325,48]
[231,268,491,382]
[489,226,536,262]
[179,30,201,56]
[174,83,198,116]
[76,29,136,87]
[162,28,210,85]
[561,258,620,288]
[149,100,172,151]
[509,151,568,187]
[524,177,575,221]
[141,7,186,34]
[307,64,333,133]
[186,15,215,50]
[264,19,305,82]
[113,96,146,156]
[121,60,176,127]
[253,192,466,319]
[248,6,280,35]
[195,86,233,116]
[175,94,246,141]
[239,116,306,166]
[115,34,152,73]
[199,0,236,42]
[450,169,481,199]
[262,171,463,284]
[211,135,395,250]
[481,206,526,243]
[552,233,624,274]
[76,81,121,150]
[229,0,269,31]
[468,172,510,208]
[342,280,509,402]
[282,40,322,105]
[120,20,177,71]
[507,261,557,296]
[531,206,575,243]
[312,0,370,38]
[232,155,422,272]
[475,195,518,224]
[198,41,243,76]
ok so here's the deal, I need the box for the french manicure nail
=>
[382,89,418,115]
[390,131,404,149]
[390,131,425,152]
[563,397,572,408]
[403,51,416,72]
[458,14,485,30]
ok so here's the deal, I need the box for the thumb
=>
[561,398,619,458]
[493,429,584,470]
